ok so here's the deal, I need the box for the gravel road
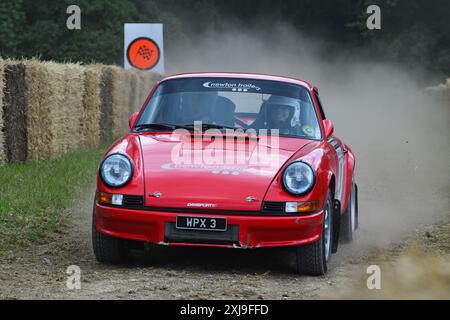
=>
[0,184,448,299]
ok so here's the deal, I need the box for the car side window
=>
[314,93,326,120]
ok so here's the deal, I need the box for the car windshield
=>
[136,77,322,139]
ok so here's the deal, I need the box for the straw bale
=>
[36,62,65,157]
[99,66,113,143]
[24,59,53,160]
[1,58,162,163]
[137,73,149,111]
[81,65,102,147]
[127,71,138,114]
[3,63,28,162]
[49,62,85,154]
[113,66,132,135]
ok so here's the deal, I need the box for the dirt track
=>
[0,183,448,299]
[0,187,356,299]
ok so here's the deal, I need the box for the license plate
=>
[176,216,227,232]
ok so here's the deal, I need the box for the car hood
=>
[139,132,315,211]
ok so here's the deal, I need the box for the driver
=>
[180,92,216,124]
[268,104,293,133]
[265,96,300,135]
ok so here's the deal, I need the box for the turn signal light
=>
[97,192,123,206]
[285,201,320,213]
[97,192,112,204]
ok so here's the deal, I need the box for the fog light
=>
[112,194,123,205]
[285,201,320,213]
[285,202,298,213]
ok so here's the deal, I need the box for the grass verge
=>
[0,146,106,255]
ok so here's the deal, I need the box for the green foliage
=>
[0,0,181,65]
[0,0,25,56]
[0,0,448,74]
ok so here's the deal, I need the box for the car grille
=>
[122,195,144,208]
[262,201,285,213]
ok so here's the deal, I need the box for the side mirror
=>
[323,119,334,138]
[129,112,139,129]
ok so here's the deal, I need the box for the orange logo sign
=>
[126,37,160,70]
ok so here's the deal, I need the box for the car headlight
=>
[282,161,316,195]
[100,154,133,188]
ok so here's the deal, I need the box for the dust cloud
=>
[166,24,450,248]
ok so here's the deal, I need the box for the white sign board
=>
[124,23,164,74]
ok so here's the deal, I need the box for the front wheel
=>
[296,190,333,276]
[92,205,130,264]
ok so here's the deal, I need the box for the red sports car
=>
[93,73,358,275]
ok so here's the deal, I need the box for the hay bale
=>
[140,71,161,108]
[0,60,6,165]
[127,71,138,115]
[49,62,85,155]
[99,66,113,143]
[81,65,102,147]
[3,63,28,162]
[26,61,85,158]
[24,59,53,161]
[38,62,65,157]
[0,58,162,163]
[116,70,161,121]
[136,73,149,111]
[111,66,131,135]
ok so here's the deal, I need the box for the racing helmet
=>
[264,95,301,127]
[181,91,217,123]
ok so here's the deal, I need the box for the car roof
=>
[161,72,314,91]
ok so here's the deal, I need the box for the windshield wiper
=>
[133,123,192,132]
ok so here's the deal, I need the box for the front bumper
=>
[94,203,324,248]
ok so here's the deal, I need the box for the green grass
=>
[0,146,106,254]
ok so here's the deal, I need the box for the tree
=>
[0,0,25,57]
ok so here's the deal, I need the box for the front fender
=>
[97,134,145,196]
[342,144,356,212]
[263,142,337,210]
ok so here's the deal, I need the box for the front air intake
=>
[262,201,285,213]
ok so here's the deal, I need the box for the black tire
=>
[92,205,130,264]
[296,190,333,276]
[341,180,357,242]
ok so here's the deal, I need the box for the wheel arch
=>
[342,145,356,212]
[324,172,340,253]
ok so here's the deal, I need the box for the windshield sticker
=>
[202,81,261,92]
